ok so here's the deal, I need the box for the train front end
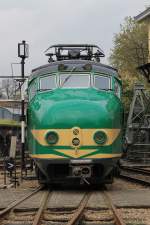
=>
[27,45,123,185]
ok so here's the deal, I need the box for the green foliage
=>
[109,16,148,112]
[110,17,148,74]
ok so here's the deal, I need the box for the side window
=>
[40,75,56,90]
[114,79,121,98]
[29,80,37,101]
[94,76,110,90]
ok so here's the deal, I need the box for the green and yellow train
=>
[27,44,123,185]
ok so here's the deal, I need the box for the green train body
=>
[27,45,123,185]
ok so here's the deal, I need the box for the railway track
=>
[66,189,125,225]
[119,166,150,186]
[100,190,125,225]
[119,173,150,186]
[0,185,43,218]
[120,166,150,176]
[0,187,125,225]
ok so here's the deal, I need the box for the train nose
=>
[40,99,113,128]
[30,89,122,129]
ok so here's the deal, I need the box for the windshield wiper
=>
[60,66,76,87]
[37,88,53,91]
[99,88,112,91]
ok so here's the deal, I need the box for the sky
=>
[0,0,149,77]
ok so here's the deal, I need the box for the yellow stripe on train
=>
[31,128,121,147]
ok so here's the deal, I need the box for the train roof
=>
[30,60,118,81]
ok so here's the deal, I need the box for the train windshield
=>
[40,75,56,90]
[60,74,90,88]
[94,75,111,90]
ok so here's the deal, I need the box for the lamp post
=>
[18,40,29,175]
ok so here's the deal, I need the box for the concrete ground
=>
[0,189,150,210]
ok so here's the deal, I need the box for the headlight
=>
[45,131,59,144]
[83,63,92,71]
[93,131,107,144]
[72,137,80,146]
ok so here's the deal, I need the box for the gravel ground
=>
[3,209,150,225]
[120,208,150,225]
[0,169,150,224]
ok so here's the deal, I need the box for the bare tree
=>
[0,79,21,99]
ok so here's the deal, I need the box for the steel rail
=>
[120,166,150,176]
[119,173,150,186]
[0,186,43,217]
[32,190,50,225]
[66,192,91,225]
[103,190,125,225]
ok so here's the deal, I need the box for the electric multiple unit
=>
[27,44,123,185]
